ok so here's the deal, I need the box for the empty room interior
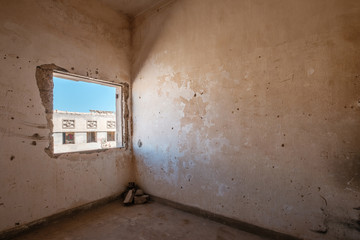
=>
[0,0,359,239]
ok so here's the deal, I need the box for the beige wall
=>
[0,0,132,232]
[1,0,360,238]
[132,0,360,239]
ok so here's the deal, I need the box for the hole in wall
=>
[35,64,130,157]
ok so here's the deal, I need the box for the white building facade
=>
[53,110,117,153]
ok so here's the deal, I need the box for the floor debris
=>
[123,182,149,205]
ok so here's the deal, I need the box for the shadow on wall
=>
[131,0,177,81]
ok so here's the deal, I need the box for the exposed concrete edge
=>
[0,193,121,240]
[151,196,303,240]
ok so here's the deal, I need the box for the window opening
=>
[62,119,75,129]
[107,131,115,141]
[52,71,123,154]
[63,132,75,144]
[107,121,116,129]
[87,120,97,129]
[87,132,97,143]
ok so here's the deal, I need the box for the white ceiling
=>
[101,0,167,16]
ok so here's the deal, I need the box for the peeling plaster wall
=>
[132,0,360,239]
[0,0,132,232]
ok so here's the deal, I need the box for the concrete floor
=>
[12,201,269,240]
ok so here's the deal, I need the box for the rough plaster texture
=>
[131,0,360,239]
[1,0,360,239]
[0,0,132,232]
[101,0,168,16]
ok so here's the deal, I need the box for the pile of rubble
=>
[123,182,149,205]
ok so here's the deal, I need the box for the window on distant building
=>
[63,132,75,144]
[52,71,124,154]
[107,131,115,141]
[87,132,97,143]
[107,121,115,129]
[62,119,75,129]
[87,120,97,129]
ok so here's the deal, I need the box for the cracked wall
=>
[1,0,360,239]
[131,0,360,239]
[0,0,133,232]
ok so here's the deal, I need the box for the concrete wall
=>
[0,0,132,232]
[132,0,360,239]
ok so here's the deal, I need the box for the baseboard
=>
[0,193,121,240]
[151,196,302,240]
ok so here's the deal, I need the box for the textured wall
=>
[0,0,132,232]
[132,0,360,239]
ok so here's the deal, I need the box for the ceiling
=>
[101,0,167,16]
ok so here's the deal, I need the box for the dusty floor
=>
[11,201,269,240]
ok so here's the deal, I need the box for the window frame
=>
[52,70,125,154]
[107,131,115,142]
[86,132,97,143]
[63,132,75,144]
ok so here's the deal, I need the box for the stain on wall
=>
[131,0,360,239]
[0,0,133,232]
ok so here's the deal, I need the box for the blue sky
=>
[53,77,116,112]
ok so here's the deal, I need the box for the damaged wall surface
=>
[131,0,360,239]
[0,0,132,232]
[1,0,359,239]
